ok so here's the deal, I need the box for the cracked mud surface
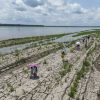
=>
[0,36,100,100]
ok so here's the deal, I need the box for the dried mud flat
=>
[0,35,100,100]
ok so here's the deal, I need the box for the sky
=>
[0,0,100,26]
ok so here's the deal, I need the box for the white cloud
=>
[47,0,65,6]
[0,0,100,25]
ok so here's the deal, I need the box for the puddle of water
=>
[0,33,88,54]
[54,33,85,42]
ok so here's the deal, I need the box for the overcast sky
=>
[0,0,100,26]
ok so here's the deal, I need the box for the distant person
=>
[76,41,81,50]
[61,50,66,62]
[82,37,85,43]
[62,47,67,54]
[87,35,90,41]
[61,49,66,56]
[85,37,88,48]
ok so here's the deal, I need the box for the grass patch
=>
[0,33,67,48]
[6,82,15,92]
[59,62,72,78]
[68,58,90,98]
[74,29,100,37]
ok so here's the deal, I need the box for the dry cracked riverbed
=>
[0,35,100,100]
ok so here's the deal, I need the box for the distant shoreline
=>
[0,24,100,27]
[0,24,44,27]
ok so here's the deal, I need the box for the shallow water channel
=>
[0,33,85,54]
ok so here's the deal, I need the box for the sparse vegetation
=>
[43,59,47,64]
[23,68,28,74]
[0,33,67,48]
[6,82,14,92]
[69,58,90,98]
[59,62,72,77]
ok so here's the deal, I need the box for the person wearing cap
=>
[76,41,81,51]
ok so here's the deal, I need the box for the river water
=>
[0,26,100,40]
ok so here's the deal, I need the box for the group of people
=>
[60,35,91,63]
[76,35,91,51]
[29,35,91,80]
